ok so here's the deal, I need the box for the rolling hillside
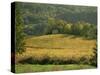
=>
[16,34,96,64]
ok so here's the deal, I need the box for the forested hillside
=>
[21,3,97,25]
[16,2,97,40]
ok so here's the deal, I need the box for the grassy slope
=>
[16,34,96,63]
[25,34,95,49]
[16,64,95,73]
[16,34,96,73]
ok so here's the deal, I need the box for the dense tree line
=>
[24,18,97,39]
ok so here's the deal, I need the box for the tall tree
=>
[15,3,25,53]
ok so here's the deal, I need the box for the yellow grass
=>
[25,34,95,49]
[16,34,96,63]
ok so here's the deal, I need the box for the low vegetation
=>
[15,64,95,73]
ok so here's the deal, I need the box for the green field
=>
[15,64,95,73]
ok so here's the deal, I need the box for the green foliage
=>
[63,23,72,34]
[15,2,97,40]
[24,19,97,40]
[85,25,97,39]
[90,44,97,67]
[21,3,97,25]
[15,3,25,53]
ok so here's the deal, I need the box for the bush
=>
[90,45,97,67]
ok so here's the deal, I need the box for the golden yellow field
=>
[16,34,96,64]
